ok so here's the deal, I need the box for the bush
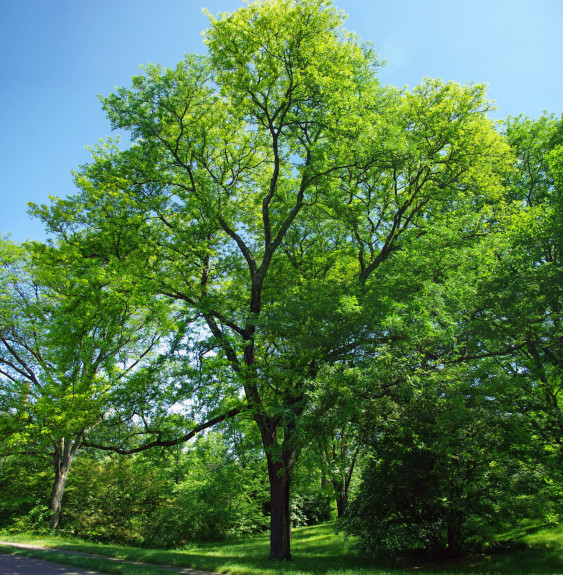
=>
[343,383,556,557]
[291,490,332,528]
[61,433,269,547]
[0,453,53,532]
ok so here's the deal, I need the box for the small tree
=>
[307,366,364,518]
[344,374,548,557]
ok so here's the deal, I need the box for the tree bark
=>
[255,409,299,561]
[267,457,292,561]
[334,481,347,519]
[48,434,82,530]
[446,517,463,555]
[48,466,69,530]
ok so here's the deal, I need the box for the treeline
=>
[0,422,332,546]
[0,0,562,561]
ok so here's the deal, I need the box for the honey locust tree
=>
[0,238,166,529]
[31,0,512,559]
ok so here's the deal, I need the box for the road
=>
[0,542,219,575]
[0,552,104,574]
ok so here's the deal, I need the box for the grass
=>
[1,521,562,575]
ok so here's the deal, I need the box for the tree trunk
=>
[255,409,298,561]
[334,481,348,518]
[48,467,69,530]
[446,517,463,555]
[48,434,82,530]
[331,444,358,518]
[267,457,292,561]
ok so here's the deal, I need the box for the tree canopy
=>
[0,237,166,528]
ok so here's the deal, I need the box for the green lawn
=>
[1,521,562,575]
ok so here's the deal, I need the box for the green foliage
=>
[468,114,563,454]
[5,0,559,561]
[344,372,557,557]
[290,451,333,527]
[0,237,171,529]
[0,453,52,532]
[340,112,562,559]
[58,431,269,548]
[150,432,269,544]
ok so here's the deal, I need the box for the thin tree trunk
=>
[446,517,463,555]
[331,444,359,518]
[48,434,82,530]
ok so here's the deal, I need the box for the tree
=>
[342,112,563,558]
[501,114,562,449]
[319,422,361,519]
[307,366,364,518]
[31,0,512,559]
[344,372,549,557]
[461,114,563,452]
[0,238,164,529]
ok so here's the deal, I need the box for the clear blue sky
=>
[1,0,561,242]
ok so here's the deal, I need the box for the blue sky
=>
[1,0,561,242]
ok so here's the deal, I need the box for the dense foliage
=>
[342,112,563,557]
[344,376,555,556]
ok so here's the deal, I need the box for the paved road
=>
[0,542,219,575]
[0,552,103,574]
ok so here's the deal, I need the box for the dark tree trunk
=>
[48,434,82,530]
[48,467,69,530]
[334,481,348,518]
[330,445,358,518]
[267,457,292,561]
[254,408,299,561]
[447,518,463,555]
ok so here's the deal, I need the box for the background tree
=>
[341,112,562,558]
[344,369,550,558]
[0,238,165,529]
[31,0,512,559]
[461,114,563,452]
[306,366,364,518]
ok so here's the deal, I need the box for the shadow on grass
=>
[2,522,562,575]
[461,550,563,575]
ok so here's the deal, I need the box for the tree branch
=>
[82,405,246,455]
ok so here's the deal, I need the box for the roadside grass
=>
[1,521,562,575]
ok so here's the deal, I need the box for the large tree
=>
[31,0,512,559]
[0,238,164,529]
